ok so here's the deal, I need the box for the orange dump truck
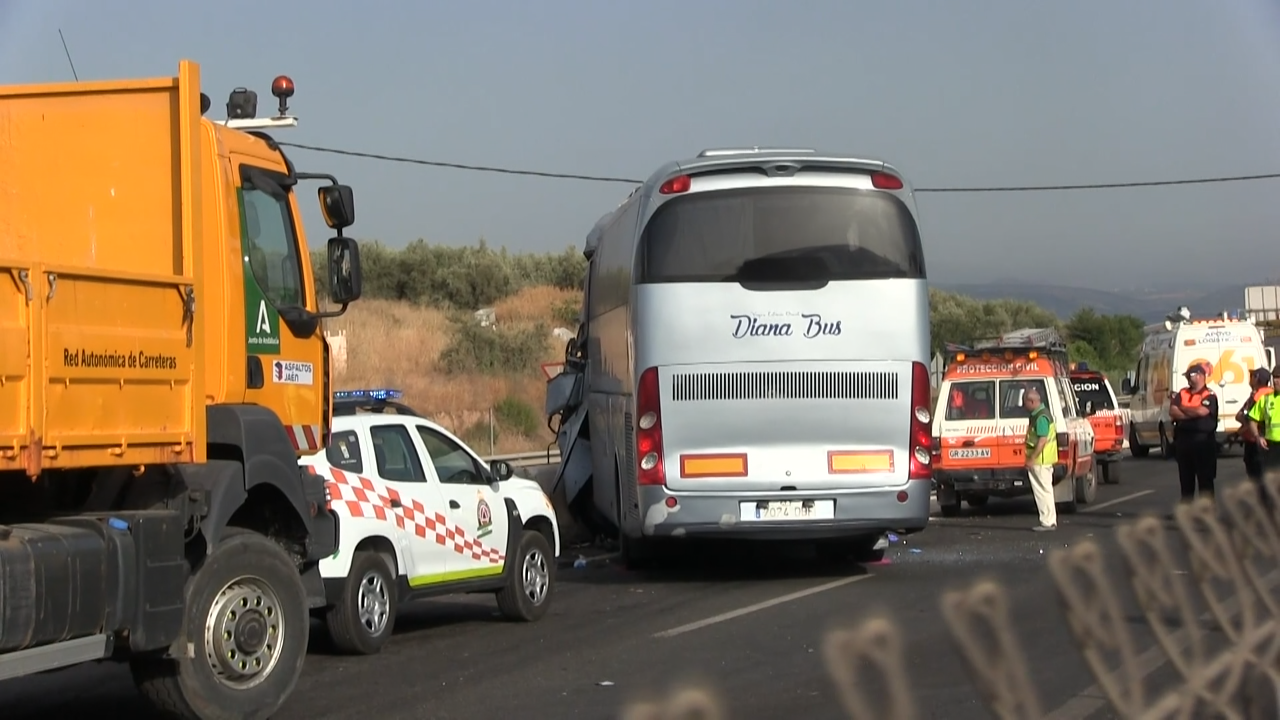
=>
[0,61,364,718]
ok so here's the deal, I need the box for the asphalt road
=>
[0,452,1261,720]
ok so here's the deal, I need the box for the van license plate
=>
[740,500,836,521]
[948,448,991,459]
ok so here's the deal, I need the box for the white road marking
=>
[1044,568,1279,720]
[653,574,874,639]
[1082,490,1154,513]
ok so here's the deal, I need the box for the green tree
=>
[1064,308,1144,374]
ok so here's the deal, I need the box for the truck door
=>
[234,161,326,453]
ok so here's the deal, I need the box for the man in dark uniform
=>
[1169,361,1219,505]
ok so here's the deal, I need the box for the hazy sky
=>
[4,0,1280,290]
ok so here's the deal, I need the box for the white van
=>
[1122,307,1274,458]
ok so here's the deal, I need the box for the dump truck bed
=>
[0,65,207,473]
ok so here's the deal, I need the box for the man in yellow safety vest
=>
[1244,365,1280,509]
[1023,386,1058,532]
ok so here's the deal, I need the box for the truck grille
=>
[669,370,899,402]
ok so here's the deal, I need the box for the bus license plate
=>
[741,500,835,521]
[948,448,991,459]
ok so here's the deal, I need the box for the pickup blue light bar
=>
[333,389,403,401]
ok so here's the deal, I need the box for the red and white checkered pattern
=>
[285,425,322,452]
[324,468,505,565]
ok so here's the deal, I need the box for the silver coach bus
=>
[546,147,933,569]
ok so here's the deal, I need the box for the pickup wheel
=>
[937,486,962,517]
[496,530,555,622]
[131,528,308,720]
[1102,460,1121,484]
[324,550,398,655]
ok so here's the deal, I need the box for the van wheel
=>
[324,550,397,655]
[1129,428,1149,458]
[497,530,555,622]
[131,529,308,720]
[1159,426,1174,460]
[1074,468,1098,505]
[1102,460,1121,484]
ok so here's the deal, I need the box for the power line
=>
[277,141,1280,193]
[278,142,641,184]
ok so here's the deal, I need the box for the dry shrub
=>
[326,293,566,454]
[493,285,579,326]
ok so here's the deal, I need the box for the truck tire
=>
[496,530,555,622]
[325,550,398,655]
[131,528,309,720]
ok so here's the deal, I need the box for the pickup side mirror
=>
[489,460,514,482]
[318,184,356,230]
[1120,378,1133,395]
[327,237,362,305]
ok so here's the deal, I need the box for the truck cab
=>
[0,62,364,719]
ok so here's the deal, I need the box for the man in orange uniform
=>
[1237,368,1272,486]
[1169,362,1219,504]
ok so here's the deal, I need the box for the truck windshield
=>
[240,170,304,308]
[1071,377,1115,410]
[638,186,924,284]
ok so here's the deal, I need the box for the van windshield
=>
[637,186,925,284]
[946,379,1051,420]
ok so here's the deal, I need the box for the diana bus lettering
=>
[730,313,843,339]
[62,348,178,371]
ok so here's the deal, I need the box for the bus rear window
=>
[637,186,925,284]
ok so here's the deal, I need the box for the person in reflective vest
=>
[1169,361,1219,505]
[1237,368,1273,485]
[1022,386,1058,532]
[1245,365,1280,504]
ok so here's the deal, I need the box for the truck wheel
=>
[324,550,398,655]
[131,528,308,720]
[496,530,555,622]
[1102,460,1121,484]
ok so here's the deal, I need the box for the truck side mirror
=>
[318,184,355,230]
[1121,378,1133,395]
[489,460,514,482]
[327,237,362,305]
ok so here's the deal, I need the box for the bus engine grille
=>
[669,370,899,402]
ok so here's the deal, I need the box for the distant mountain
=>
[934,281,1260,323]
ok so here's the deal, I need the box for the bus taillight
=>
[636,367,666,486]
[909,361,932,481]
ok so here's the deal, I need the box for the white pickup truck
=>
[301,389,561,655]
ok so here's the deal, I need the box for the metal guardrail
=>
[484,449,562,468]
